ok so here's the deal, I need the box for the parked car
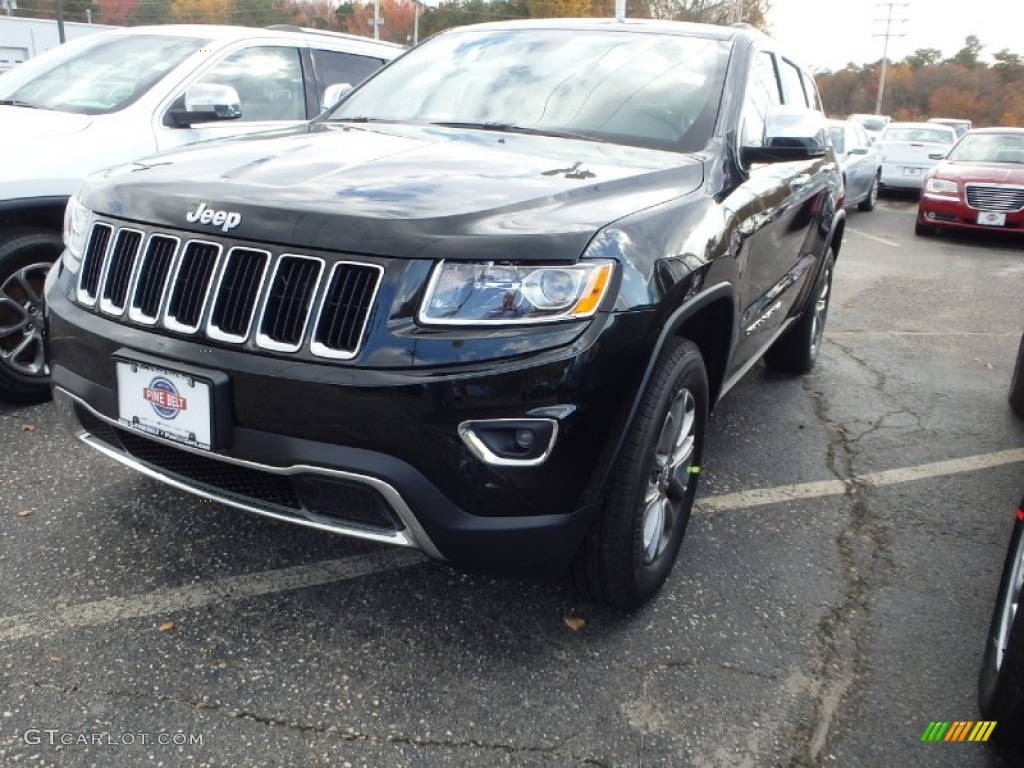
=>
[828,119,882,211]
[1011,333,1024,419]
[848,113,890,143]
[928,116,973,138]
[916,128,1024,237]
[978,332,1024,746]
[979,492,1024,750]
[45,19,845,609]
[877,122,958,191]
[0,24,403,403]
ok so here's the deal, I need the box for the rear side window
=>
[197,46,306,122]
[311,49,386,105]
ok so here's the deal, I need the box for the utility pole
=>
[873,2,908,114]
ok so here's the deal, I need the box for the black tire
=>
[571,337,708,610]
[1009,333,1024,420]
[857,173,879,212]
[0,227,63,404]
[978,510,1024,749]
[764,248,835,375]
[914,220,934,237]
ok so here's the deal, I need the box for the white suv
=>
[0,24,402,401]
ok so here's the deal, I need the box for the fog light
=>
[926,212,936,220]
[458,418,559,466]
[515,429,535,449]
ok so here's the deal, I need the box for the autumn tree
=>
[948,34,983,69]
[168,0,231,23]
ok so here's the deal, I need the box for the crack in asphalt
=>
[0,679,609,765]
[789,340,895,766]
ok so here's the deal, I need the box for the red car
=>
[916,127,1024,236]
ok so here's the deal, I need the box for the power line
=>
[873,1,907,114]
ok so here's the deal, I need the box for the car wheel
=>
[858,173,879,212]
[0,228,63,403]
[914,220,935,237]
[978,505,1024,749]
[571,337,708,610]
[764,248,834,375]
[1010,333,1024,419]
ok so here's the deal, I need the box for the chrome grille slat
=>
[99,229,143,315]
[163,241,221,334]
[77,223,113,306]
[128,235,179,324]
[257,255,324,352]
[311,262,383,360]
[966,184,1024,212]
[207,248,269,343]
[76,222,381,358]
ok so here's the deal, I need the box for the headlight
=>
[419,261,615,325]
[925,177,958,195]
[62,195,92,273]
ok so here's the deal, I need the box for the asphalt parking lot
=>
[1,194,1023,767]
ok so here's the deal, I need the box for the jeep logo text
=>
[186,203,241,232]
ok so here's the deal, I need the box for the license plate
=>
[902,167,922,177]
[977,211,1006,227]
[116,361,214,450]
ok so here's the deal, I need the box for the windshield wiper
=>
[430,121,608,144]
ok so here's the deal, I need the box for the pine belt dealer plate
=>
[116,361,214,450]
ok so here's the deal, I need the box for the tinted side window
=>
[312,49,385,104]
[198,46,305,122]
[779,58,807,107]
[740,51,782,147]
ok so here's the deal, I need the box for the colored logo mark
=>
[920,721,997,742]
[144,377,187,420]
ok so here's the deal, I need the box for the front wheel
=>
[978,504,1024,749]
[571,337,708,610]
[764,248,835,375]
[0,228,63,404]
[1007,333,1024,419]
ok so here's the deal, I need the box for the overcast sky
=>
[765,0,1023,72]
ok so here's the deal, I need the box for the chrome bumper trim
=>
[53,387,445,560]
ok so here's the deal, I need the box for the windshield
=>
[882,127,955,144]
[0,32,205,115]
[328,28,730,153]
[948,133,1024,163]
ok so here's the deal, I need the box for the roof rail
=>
[265,24,404,47]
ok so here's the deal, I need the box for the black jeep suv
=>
[45,19,845,609]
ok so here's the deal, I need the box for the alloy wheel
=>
[0,262,51,379]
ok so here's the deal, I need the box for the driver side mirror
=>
[164,83,242,127]
[321,82,353,113]
[928,151,947,160]
[848,146,869,156]
[741,105,830,165]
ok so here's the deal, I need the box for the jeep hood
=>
[79,122,705,261]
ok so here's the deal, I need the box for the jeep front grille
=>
[965,184,1024,212]
[76,221,382,359]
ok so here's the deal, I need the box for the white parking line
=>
[2,448,1022,641]
[697,447,1024,515]
[0,549,427,642]
[847,227,902,247]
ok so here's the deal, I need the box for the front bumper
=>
[47,263,656,566]
[918,195,1024,234]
